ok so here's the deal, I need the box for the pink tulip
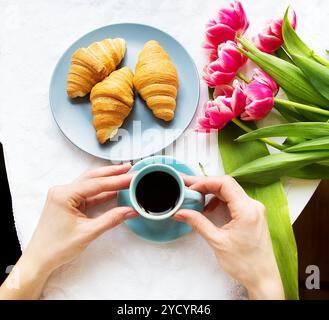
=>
[213,84,234,99]
[197,81,246,131]
[203,60,236,88]
[203,1,249,60]
[197,97,236,131]
[253,9,297,54]
[240,80,274,121]
[198,75,276,131]
[251,68,279,95]
[231,80,247,116]
[203,41,247,87]
[233,70,278,121]
[214,81,247,113]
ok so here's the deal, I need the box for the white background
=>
[0,0,326,299]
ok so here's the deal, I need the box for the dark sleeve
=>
[0,142,21,284]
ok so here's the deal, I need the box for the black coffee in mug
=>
[135,171,180,215]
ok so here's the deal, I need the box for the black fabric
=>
[0,143,21,284]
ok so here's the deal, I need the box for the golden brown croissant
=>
[90,67,134,144]
[67,38,126,98]
[134,40,179,121]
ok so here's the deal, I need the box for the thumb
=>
[173,209,221,243]
[91,206,138,236]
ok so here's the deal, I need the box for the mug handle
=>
[182,187,205,212]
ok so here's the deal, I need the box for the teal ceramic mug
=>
[129,163,205,221]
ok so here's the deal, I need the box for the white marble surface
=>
[0,0,326,299]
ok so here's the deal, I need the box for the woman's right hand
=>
[174,175,284,300]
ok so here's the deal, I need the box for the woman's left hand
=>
[0,163,137,299]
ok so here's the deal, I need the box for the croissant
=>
[134,40,179,121]
[67,38,126,98]
[90,67,134,144]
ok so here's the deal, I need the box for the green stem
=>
[312,53,329,68]
[198,162,208,177]
[237,72,251,84]
[232,118,253,133]
[232,118,285,150]
[274,98,329,117]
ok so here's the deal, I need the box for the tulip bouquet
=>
[200,1,329,182]
[199,1,329,300]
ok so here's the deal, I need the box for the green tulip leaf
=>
[282,7,313,59]
[291,54,329,101]
[236,122,329,142]
[217,105,298,298]
[287,163,329,179]
[230,151,329,185]
[283,136,307,147]
[285,136,329,152]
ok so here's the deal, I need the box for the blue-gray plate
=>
[49,23,200,161]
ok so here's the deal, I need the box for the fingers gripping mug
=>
[129,164,205,221]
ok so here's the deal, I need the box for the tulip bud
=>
[252,68,279,95]
[203,41,247,87]
[203,1,249,60]
[252,9,297,54]
[197,97,236,131]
